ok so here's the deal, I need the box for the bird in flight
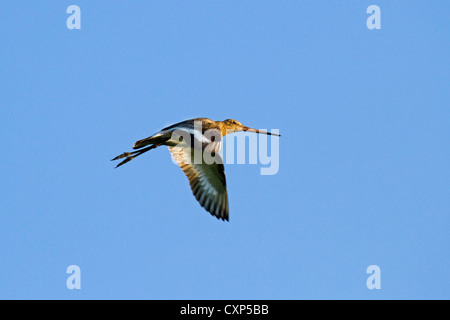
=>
[112,118,280,221]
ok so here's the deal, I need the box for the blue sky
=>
[0,1,449,299]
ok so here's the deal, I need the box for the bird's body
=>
[112,118,280,221]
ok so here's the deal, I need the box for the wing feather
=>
[169,146,229,221]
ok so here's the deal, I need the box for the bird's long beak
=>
[243,127,281,137]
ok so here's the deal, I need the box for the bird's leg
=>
[112,144,159,168]
[112,151,138,160]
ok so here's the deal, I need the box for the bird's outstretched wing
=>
[169,146,229,221]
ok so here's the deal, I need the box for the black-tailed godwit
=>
[112,118,280,221]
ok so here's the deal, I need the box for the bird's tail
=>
[112,131,172,168]
[111,144,159,168]
[133,131,171,150]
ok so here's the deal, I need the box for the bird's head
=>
[219,119,280,137]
